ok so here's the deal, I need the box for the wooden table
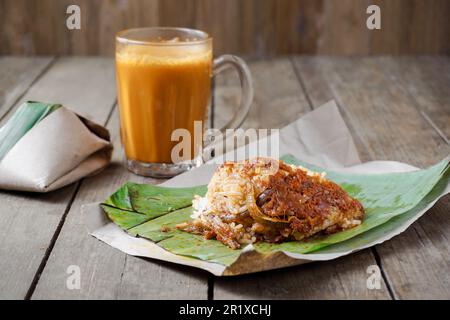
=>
[0,56,448,300]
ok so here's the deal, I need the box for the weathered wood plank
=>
[317,0,371,55]
[213,58,391,299]
[293,57,450,166]
[0,56,54,119]
[195,0,242,55]
[374,56,450,139]
[2,1,449,56]
[214,58,311,130]
[371,0,450,54]
[0,57,116,299]
[292,56,450,299]
[0,57,117,122]
[32,107,209,299]
[372,196,450,299]
[215,251,389,299]
[372,56,450,298]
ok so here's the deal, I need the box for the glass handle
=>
[202,55,253,162]
[212,55,253,132]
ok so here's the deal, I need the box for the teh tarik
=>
[116,38,212,164]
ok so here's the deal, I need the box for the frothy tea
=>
[116,40,212,163]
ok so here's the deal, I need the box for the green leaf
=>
[128,206,194,240]
[158,233,242,266]
[127,183,207,214]
[0,101,61,160]
[102,182,207,229]
[101,204,151,230]
[125,206,243,265]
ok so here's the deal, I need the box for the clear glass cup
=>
[116,27,253,178]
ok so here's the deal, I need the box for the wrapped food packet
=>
[0,101,113,192]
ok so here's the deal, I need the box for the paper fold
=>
[0,106,113,192]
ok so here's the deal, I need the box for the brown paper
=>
[0,107,113,192]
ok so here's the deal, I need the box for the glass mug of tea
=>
[116,27,253,177]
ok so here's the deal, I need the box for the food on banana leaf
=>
[176,157,364,249]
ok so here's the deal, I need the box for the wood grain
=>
[357,57,450,299]
[0,57,116,299]
[1,0,449,56]
[370,0,450,54]
[292,56,450,299]
[195,0,242,55]
[373,56,450,139]
[293,57,450,166]
[0,56,53,119]
[318,0,371,54]
[215,251,390,299]
[32,107,209,299]
[214,57,311,130]
[213,58,391,299]
[373,196,450,299]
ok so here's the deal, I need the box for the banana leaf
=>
[0,101,61,161]
[102,183,207,230]
[102,155,449,266]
